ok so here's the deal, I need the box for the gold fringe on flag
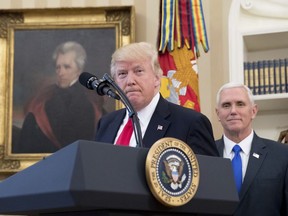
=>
[158,0,209,57]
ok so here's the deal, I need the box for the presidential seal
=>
[145,137,200,207]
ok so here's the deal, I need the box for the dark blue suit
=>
[95,95,219,156]
[216,133,288,216]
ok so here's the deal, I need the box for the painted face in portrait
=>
[55,51,80,88]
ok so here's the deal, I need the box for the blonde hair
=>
[110,42,163,78]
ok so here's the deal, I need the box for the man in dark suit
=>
[95,42,219,156]
[215,82,288,216]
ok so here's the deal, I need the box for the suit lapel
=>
[104,110,126,143]
[143,96,171,148]
[239,134,268,198]
[217,135,268,201]
[216,138,225,157]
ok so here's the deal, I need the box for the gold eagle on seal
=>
[163,155,186,190]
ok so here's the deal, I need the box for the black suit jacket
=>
[95,95,219,156]
[216,133,288,216]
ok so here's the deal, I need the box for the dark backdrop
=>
[13,27,117,128]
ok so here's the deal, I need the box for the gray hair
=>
[110,42,163,78]
[216,82,255,106]
[53,41,87,71]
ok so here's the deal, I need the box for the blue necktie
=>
[232,145,242,194]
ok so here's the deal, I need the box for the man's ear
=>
[251,104,258,119]
[215,108,220,121]
[155,75,161,87]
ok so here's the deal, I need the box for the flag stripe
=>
[157,0,209,112]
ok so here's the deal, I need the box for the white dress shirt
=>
[114,93,160,147]
[223,131,254,181]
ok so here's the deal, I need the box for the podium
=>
[0,140,238,215]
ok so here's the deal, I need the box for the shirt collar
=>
[223,131,254,156]
[137,93,159,123]
[124,93,160,126]
[69,78,78,86]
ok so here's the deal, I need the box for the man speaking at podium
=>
[94,42,219,156]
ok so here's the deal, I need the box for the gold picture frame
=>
[0,6,135,176]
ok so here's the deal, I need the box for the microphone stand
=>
[103,73,143,148]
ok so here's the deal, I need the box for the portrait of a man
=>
[12,28,116,154]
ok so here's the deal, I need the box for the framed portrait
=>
[0,6,135,176]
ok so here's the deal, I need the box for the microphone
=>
[79,72,120,100]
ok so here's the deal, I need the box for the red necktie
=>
[115,118,133,146]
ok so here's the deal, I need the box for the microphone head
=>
[79,72,98,90]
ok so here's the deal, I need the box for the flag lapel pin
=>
[157,125,163,130]
[253,153,259,159]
